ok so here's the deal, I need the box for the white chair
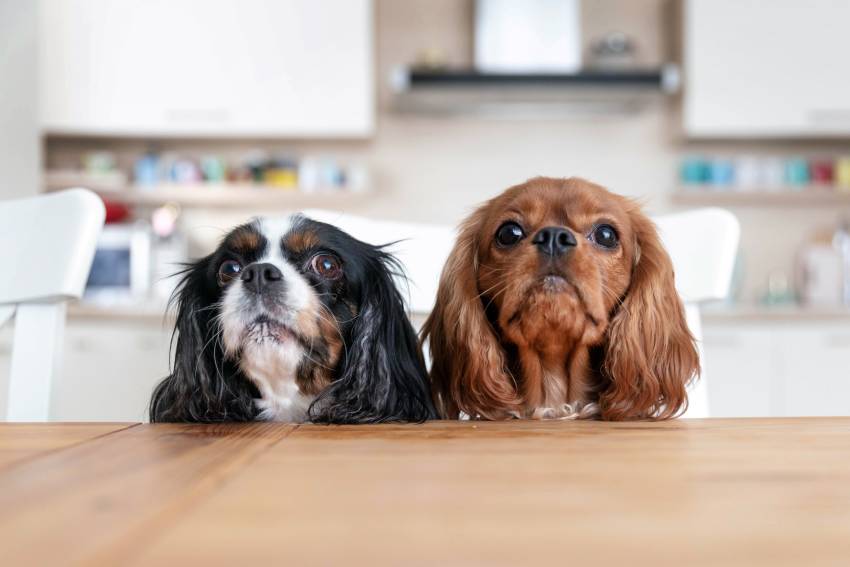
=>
[304,207,740,419]
[655,208,740,418]
[0,189,105,421]
[301,209,456,314]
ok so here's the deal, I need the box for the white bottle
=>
[835,219,850,306]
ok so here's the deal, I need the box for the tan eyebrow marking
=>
[229,229,262,253]
[283,228,320,254]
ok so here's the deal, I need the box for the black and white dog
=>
[149,214,435,424]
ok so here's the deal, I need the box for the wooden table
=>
[0,418,848,566]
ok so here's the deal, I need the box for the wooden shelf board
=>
[672,188,850,207]
[44,172,371,210]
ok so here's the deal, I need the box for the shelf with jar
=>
[672,154,850,207]
[44,150,373,210]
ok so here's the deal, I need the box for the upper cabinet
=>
[684,0,850,138]
[39,0,374,138]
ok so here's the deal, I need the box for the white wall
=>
[0,0,40,199]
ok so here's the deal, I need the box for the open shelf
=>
[44,171,372,210]
[672,188,850,208]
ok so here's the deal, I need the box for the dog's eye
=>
[217,260,242,284]
[495,222,525,247]
[592,224,619,249]
[311,254,342,280]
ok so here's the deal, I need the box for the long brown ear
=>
[599,206,700,420]
[422,207,521,419]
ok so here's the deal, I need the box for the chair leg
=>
[7,303,67,421]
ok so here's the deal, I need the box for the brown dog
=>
[422,177,699,420]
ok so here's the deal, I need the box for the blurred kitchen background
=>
[1,0,849,420]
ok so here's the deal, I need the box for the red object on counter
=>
[102,198,131,223]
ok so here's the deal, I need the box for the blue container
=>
[134,153,160,187]
[680,157,710,185]
[708,159,735,187]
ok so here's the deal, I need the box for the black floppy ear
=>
[149,256,257,423]
[309,250,436,424]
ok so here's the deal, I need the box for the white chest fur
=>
[239,342,315,423]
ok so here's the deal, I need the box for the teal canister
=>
[784,157,810,188]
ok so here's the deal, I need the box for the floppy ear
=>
[149,257,257,423]
[308,250,435,424]
[599,207,700,420]
[421,207,521,419]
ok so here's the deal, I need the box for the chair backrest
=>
[1,189,105,421]
[303,207,740,311]
[653,208,740,418]
[654,207,740,304]
[302,209,455,314]
[304,206,740,419]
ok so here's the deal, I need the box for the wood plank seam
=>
[0,422,141,473]
[128,419,850,565]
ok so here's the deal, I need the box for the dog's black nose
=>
[532,226,577,256]
[241,262,283,293]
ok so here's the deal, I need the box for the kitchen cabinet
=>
[781,327,850,416]
[50,319,171,421]
[0,325,12,417]
[703,318,850,417]
[39,0,374,138]
[0,316,170,421]
[684,0,850,137]
[701,326,775,417]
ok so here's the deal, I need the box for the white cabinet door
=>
[684,0,850,137]
[51,320,171,421]
[702,325,776,417]
[0,325,13,419]
[40,0,374,137]
[703,319,850,417]
[781,326,850,417]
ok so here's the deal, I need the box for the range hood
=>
[390,0,679,116]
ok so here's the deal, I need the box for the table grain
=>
[0,422,135,470]
[0,418,848,566]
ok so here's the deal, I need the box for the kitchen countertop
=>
[701,305,850,322]
[1,418,849,565]
[67,303,172,323]
[66,302,850,325]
